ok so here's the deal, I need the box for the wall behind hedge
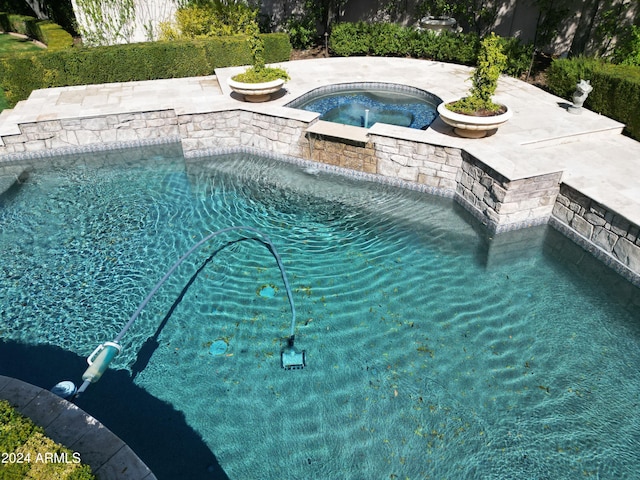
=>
[547,58,640,141]
[0,33,291,108]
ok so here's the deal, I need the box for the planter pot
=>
[227,77,285,103]
[437,102,512,138]
[418,16,457,34]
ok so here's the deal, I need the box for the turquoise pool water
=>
[1,144,639,479]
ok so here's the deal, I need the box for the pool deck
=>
[0,375,156,479]
[0,57,638,228]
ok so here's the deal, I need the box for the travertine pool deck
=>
[1,57,638,226]
[0,375,156,479]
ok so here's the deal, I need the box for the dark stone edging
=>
[0,375,156,480]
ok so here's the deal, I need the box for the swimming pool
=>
[285,82,440,129]
[1,144,639,479]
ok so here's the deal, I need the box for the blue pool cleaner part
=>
[50,381,77,399]
[70,226,303,399]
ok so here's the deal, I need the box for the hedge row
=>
[0,399,95,479]
[0,33,291,108]
[329,22,533,78]
[0,12,73,50]
[547,58,640,140]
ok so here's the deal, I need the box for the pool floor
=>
[0,144,639,479]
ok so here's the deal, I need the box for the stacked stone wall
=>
[0,111,178,156]
[371,135,460,193]
[305,135,377,173]
[552,183,640,283]
[179,110,308,158]
[457,153,562,232]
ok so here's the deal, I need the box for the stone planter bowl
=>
[227,78,285,103]
[437,102,512,138]
[418,16,457,34]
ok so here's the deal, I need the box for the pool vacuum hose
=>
[70,226,305,399]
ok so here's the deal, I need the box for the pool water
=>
[1,145,639,479]
[286,84,439,129]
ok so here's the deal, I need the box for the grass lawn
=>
[0,33,45,112]
[0,32,44,54]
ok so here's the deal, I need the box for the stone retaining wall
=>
[1,107,639,285]
[551,183,640,285]
[0,111,178,155]
[371,134,460,192]
[179,110,308,159]
[457,153,562,232]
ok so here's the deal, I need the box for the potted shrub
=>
[417,0,457,33]
[228,21,290,102]
[437,32,512,138]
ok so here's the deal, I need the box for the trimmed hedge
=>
[329,22,532,77]
[36,20,74,51]
[0,399,95,480]
[0,12,73,50]
[547,58,640,140]
[0,33,291,108]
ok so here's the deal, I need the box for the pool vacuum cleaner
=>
[60,226,305,399]
[281,335,306,370]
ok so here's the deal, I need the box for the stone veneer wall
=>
[179,110,308,158]
[0,111,179,155]
[305,132,561,233]
[456,153,563,233]
[306,135,377,174]
[0,107,639,285]
[371,134,460,193]
[551,183,640,285]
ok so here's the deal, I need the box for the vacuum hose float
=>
[65,226,304,399]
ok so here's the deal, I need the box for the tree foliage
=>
[449,32,507,114]
[159,0,257,39]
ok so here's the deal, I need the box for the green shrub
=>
[430,30,479,64]
[161,1,257,39]
[329,22,528,75]
[0,400,95,480]
[262,33,291,64]
[0,13,73,51]
[368,22,410,56]
[448,32,507,114]
[547,56,604,99]
[7,14,31,35]
[547,57,640,140]
[36,21,74,51]
[286,15,318,49]
[499,36,534,78]
[612,25,640,66]
[0,399,41,452]
[329,22,370,56]
[0,33,291,107]
[232,66,289,82]
[0,12,9,32]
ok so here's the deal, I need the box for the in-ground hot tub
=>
[286,82,441,130]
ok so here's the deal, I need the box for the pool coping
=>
[0,375,157,480]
